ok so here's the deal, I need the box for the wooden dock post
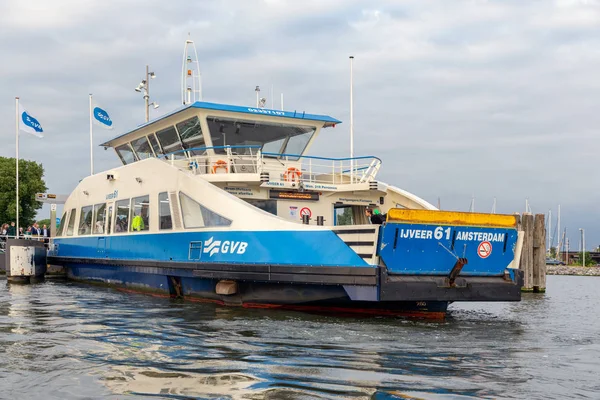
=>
[532,213,547,292]
[520,213,534,291]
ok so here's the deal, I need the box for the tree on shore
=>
[0,157,47,227]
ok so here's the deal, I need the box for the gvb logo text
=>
[203,237,248,257]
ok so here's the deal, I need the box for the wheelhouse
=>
[96,101,431,228]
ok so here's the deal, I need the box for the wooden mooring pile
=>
[518,213,546,293]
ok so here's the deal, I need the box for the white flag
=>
[18,104,44,138]
[92,101,114,130]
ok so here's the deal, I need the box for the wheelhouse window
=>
[147,133,164,158]
[156,126,184,157]
[114,199,130,233]
[93,203,106,234]
[115,144,137,165]
[206,116,316,159]
[179,192,231,228]
[57,211,67,236]
[158,192,173,230]
[66,208,76,236]
[78,206,93,235]
[130,137,154,160]
[130,195,150,232]
[176,117,205,156]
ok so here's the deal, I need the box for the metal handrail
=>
[161,145,382,184]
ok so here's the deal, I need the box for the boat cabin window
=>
[66,208,76,236]
[115,144,137,165]
[158,192,173,230]
[147,133,164,158]
[179,192,232,228]
[78,206,93,235]
[176,117,205,156]
[130,137,154,160]
[206,116,316,159]
[156,126,184,157]
[130,195,150,232]
[244,199,277,215]
[114,199,130,233]
[57,211,67,236]
[93,203,106,234]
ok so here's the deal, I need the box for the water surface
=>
[0,276,598,399]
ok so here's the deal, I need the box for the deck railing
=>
[164,146,382,185]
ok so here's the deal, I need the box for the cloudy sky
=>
[0,0,598,249]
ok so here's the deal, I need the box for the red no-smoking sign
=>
[477,241,492,258]
[300,207,312,218]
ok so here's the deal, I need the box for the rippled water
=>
[0,276,598,400]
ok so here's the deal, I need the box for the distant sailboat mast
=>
[182,34,202,105]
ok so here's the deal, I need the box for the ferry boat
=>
[48,101,524,318]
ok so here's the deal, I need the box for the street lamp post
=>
[135,65,159,122]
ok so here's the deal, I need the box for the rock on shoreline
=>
[547,265,600,276]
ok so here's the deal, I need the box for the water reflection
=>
[0,277,598,399]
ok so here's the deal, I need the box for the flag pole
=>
[349,55,354,183]
[15,97,19,238]
[89,93,94,175]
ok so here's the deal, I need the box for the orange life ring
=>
[283,167,302,182]
[211,160,229,174]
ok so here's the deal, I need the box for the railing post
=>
[332,161,335,184]
[256,149,262,174]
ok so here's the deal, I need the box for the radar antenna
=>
[181,33,202,105]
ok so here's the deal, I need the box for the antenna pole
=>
[144,64,150,122]
[349,55,354,183]
[255,86,260,108]
[281,93,284,110]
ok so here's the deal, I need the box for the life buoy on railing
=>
[211,160,229,174]
[283,167,302,182]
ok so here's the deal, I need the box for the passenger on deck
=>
[365,208,385,225]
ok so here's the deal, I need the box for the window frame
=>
[66,208,77,236]
[56,211,67,236]
[130,195,150,233]
[179,192,232,229]
[158,192,173,230]
[114,199,131,234]
[93,203,107,235]
[78,205,94,236]
[115,143,138,165]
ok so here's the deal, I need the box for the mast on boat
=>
[182,34,202,105]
